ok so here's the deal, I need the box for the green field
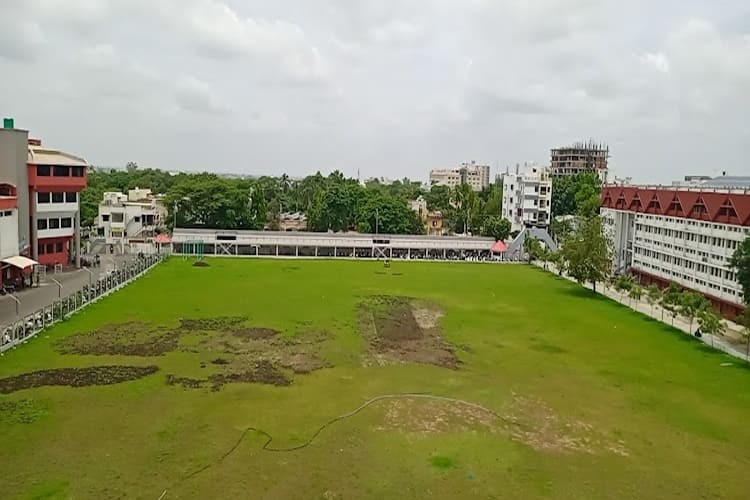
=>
[1,259,749,499]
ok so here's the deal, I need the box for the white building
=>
[97,188,167,247]
[600,181,750,319]
[430,161,490,191]
[501,163,552,232]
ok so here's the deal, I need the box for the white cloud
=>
[174,76,227,115]
[639,52,670,73]
[369,20,422,45]
[0,18,45,61]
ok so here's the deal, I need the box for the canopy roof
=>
[2,255,39,269]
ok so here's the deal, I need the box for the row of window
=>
[37,217,73,230]
[0,210,13,218]
[36,166,85,178]
[633,247,737,281]
[636,223,742,249]
[37,192,78,204]
[38,242,65,255]
[635,235,732,264]
[633,260,739,297]
[636,214,750,235]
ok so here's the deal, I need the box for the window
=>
[52,192,64,203]
[72,166,84,177]
[37,192,50,203]
[53,166,69,177]
[46,244,54,254]
[49,218,60,229]
[102,214,110,222]
[38,244,45,255]
[37,219,48,230]
[65,192,77,202]
[3,211,10,217]
[37,165,51,176]
[112,213,124,223]
[134,216,141,223]
[61,218,72,228]
[56,242,63,253]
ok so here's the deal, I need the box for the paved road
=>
[0,253,136,324]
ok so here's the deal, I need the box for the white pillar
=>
[315,246,318,257]
[75,210,81,268]
[295,246,299,257]
[408,248,411,259]
[275,245,279,257]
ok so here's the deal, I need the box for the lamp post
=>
[51,278,62,299]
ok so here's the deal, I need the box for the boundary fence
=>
[1,254,164,355]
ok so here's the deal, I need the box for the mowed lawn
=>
[1,258,749,500]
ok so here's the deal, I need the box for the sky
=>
[1,0,748,184]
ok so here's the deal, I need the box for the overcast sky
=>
[1,0,748,183]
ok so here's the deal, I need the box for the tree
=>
[629,284,643,309]
[551,173,601,217]
[614,274,634,303]
[548,251,564,275]
[660,283,682,326]
[679,291,710,334]
[737,308,750,361]
[559,216,611,293]
[646,284,661,315]
[481,216,511,241]
[523,237,543,263]
[538,246,552,270]
[730,237,750,305]
[698,308,725,348]
[550,216,573,243]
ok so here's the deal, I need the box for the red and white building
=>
[0,119,88,275]
[601,181,750,319]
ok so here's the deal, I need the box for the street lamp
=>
[51,278,62,299]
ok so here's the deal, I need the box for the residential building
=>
[501,163,552,233]
[0,118,87,269]
[409,196,446,236]
[430,161,490,191]
[97,188,167,247]
[551,140,609,182]
[600,181,750,319]
[278,212,308,232]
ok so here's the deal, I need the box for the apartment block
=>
[430,161,490,191]
[97,188,167,247]
[551,140,609,182]
[0,119,87,271]
[600,181,750,319]
[501,164,552,233]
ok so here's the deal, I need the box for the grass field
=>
[1,258,749,499]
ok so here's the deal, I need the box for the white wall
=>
[0,211,19,259]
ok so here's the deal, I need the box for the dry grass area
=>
[359,296,459,369]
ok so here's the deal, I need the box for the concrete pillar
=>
[389,247,392,258]
[315,246,318,257]
[275,245,279,257]
[443,248,446,259]
[75,210,81,268]
[334,246,337,257]
[295,246,299,257]
[408,248,411,259]
[31,189,38,261]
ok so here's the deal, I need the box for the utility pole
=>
[376,208,379,236]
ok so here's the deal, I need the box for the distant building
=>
[275,212,308,232]
[501,163,552,233]
[430,161,490,191]
[551,140,609,182]
[0,118,88,271]
[600,182,750,319]
[409,196,445,235]
[97,188,167,247]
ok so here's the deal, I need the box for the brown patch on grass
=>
[209,360,291,390]
[211,357,230,365]
[279,353,328,374]
[503,394,629,456]
[378,398,497,434]
[179,316,247,331]
[166,374,206,389]
[56,322,179,357]
[232,327,279,340]
[0,366,158,394]
[193,261,210,267]
[359,296,459,369]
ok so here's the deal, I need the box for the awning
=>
[491,240,508,253]
[2,256,39,269]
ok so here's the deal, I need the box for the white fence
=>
[1,254,164,355]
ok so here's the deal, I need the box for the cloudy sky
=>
[1,0,748,183]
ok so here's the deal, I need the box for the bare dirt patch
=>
[208,360,291,390]
[179,316,247,331]
[56,322,179,357]
[193,261,210,267]
[502,394,629,456]
[378,398,498,434]
[359,296,459,369]
[279,353,328,374]
[232,327,279,340]
[166,374,206,389]
[0,366,159,393]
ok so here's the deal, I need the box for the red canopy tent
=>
[491,240,507,253]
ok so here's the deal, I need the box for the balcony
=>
[28,165,87,191]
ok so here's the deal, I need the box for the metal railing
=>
[0,254,164,355]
